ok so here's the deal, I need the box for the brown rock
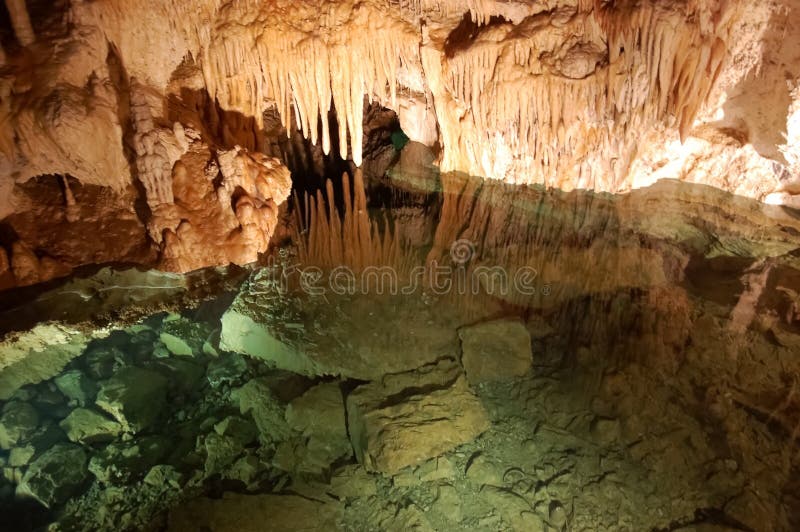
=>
[347,360,490,474]
[458,319,532,384]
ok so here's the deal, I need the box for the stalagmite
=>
[5,0,35,46]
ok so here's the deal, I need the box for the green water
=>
[1,173,800,531]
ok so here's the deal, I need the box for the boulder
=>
[95,367,168,433]
[280,382,351,472]
[347,359,490,474]
[458,319,532,384]
[230,378,290,445]
[88,436,169,484]
[16,443,88,508]
[220,278,458,380]
[152,359,205,394]
[7,424,66,467]
[202,432,245,476]
[54,370,98,406]
[213,416,257,447]
[143,464,183,489]
[83,345,125,380]
[329,465,378,499]
[206,354,248,387]
[0,401,40,449]
[159,315,210,357]
[60,408,122,444]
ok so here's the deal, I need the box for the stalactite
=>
[423,0,739,188]
[5,0,35,46]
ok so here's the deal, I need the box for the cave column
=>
[5,0,35,46]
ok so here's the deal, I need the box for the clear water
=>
[1,169,800,531]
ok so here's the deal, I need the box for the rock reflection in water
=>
[1,169,800,531]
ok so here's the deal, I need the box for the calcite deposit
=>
[0,0,799,290]
[0,1,800,531]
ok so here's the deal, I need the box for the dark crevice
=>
[105,42,154,240]
[444,12,511,58]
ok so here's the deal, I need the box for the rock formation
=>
[0,0,799,289]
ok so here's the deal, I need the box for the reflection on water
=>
[2,167,800,531]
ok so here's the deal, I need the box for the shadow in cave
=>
[167,86,404,222]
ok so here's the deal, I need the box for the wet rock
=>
[160,315,209,357]
[231,378,290,444]
[202,432,245,476]
[0,401,40,449]
[95,367,168,433]
[482,485,544,532]
[16,443,88,508]
[60,408,122,444]
[8,424,66,467]
[168,493,343,532]
[223,454,263,487]
[9,445,35,467]
[330,465,378,499]
[152,359,205,394]
[590,417,621,445]
[416,455,456,482]
[278,382,351,473]
[31,384,69,417]
[10,386,37,402]
[458,319,532,384]
[549,501,568,530]
[220,280,459,379]
[219,305,314,375]
[347,360,490,474]
[213,416,257,447]
[54,370,98,406]
[83,345,125,380]
[143,464,183,489]
[465,453,504,486]
[433,484,463,522]
[206,354,248,387]
[88,436,169,484]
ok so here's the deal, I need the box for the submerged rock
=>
[160,315,210,357]
[230,378,290,445]
[168,493,342,532]
[0,401,40,449]
[277,382,352,474]
[206,354,248,387]
[95,367,168,433]
[458,319,532,384]
[88,436,169,484]
[347,360,490,474]
[7,423,66,467]
[152,358,205,394]
[83,345,125,380]
[60,408,122,444]
[220,277,459,380]
[54,370,98,406]
[202,432,246,476]
[16,443,88,508]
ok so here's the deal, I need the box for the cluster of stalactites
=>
[202,3,419,167]
[400,0,498,24]
[429,0,737,188]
